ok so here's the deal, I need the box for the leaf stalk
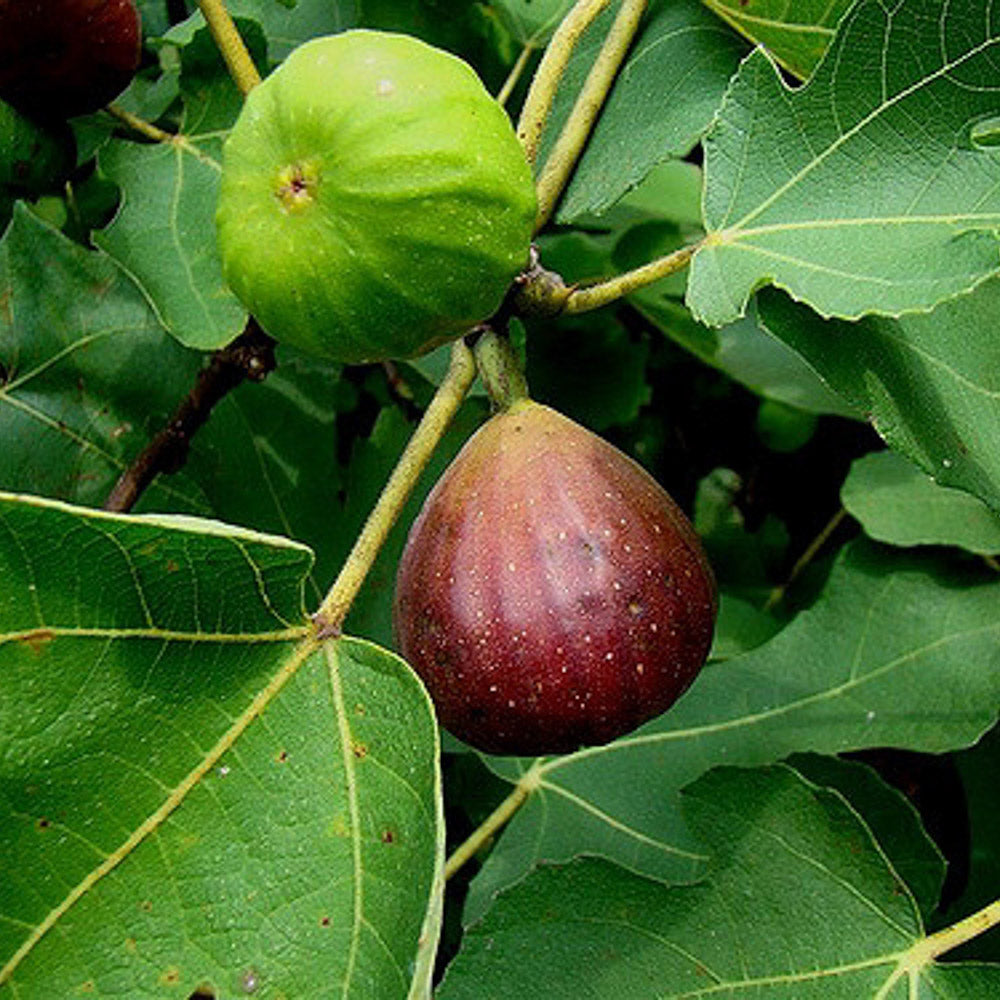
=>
[533,0,648,231]
[312,340,476,634]
[563,242,697,314]
[516,0,613,165]
[497,43,536,107]
[444,762,544,880]
[198,0,261,95]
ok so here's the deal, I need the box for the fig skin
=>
[393,400,717,756]
[216,30,536,364]
[0,0,141,121]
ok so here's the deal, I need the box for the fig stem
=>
[198,0,261,95]
[563,241,698,314]
[497,42,535,108]
[444,762,544,880]
[534,0,648,232]
[517,0,613,165]
[313,340,477,634]
[472,329,530,411]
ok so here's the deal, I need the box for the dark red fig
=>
[0,0,141,121]
[393,400,717,756]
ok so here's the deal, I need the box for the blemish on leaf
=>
[18,629,55,655]
[165,559,179,573]
[319,915,331,927]
[351,742,368,759]
[380,829,395,844]
[77,980,96,993]
[275,749,288,763]
[36,816,50,830]
[125,937,137,953]
[158,966,181,986]
[139,899,153,912]
[240,968,260,993]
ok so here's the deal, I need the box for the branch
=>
[103,320,276,513]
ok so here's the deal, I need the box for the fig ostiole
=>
[393,399,717,756]
[215,30,537,365]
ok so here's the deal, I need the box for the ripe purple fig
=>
[393,400,717,756]
[0,0,141,121]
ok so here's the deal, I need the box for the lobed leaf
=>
[701,0,853,79]
[688,0,1000,327]
[442,766,1000,998]
[0,493,443,998]
[843,451,1000,555]
[464,539,1000,923]
[758,279,1000,514]
[94,26,255,351]
[542,0,748,222]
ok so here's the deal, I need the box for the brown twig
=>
[103,319,276,513]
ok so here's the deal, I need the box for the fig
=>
[215,30,536,364]
[0,0,141,120]
[393,399,717,755]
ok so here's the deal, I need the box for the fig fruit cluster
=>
[394,400,717,756]
[216,30,537,364]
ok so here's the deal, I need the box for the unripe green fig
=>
[393,400,717,755]
[0,0,141,120]
[216,30,537,364]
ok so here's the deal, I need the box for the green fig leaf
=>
[463,539,1000,924]
[0,206,207,509]
[0,492,443,999]
[788,753,946,922]
[688,0,1000,328]
[0,207,368,603]
[947,725,1000,962]
[757,280,1000,514]
[163,0,358,61]
[441,766,998,998]
[542,0,748,223]
[492,0,575,46]
[843,451,1000,555]
[93,24,265,351]
[701,0,854,79]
